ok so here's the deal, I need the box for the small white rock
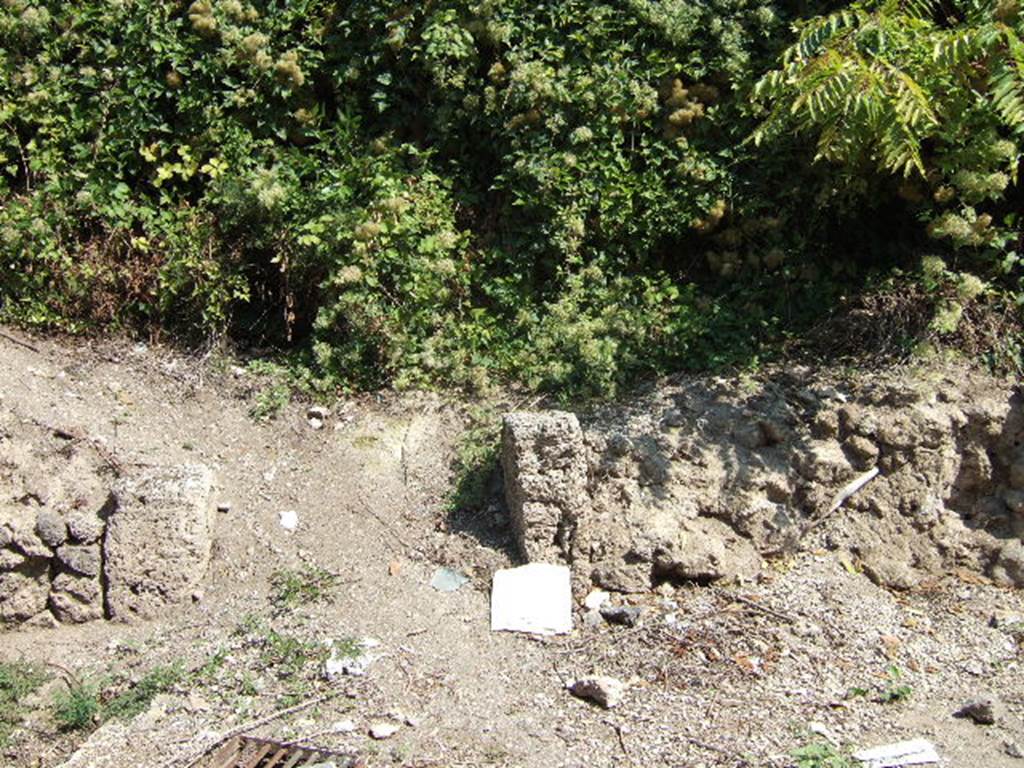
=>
[324,638,380,680]
[491,563,573,636]
[279,510,298,531]
[369,722,400,740]
[583,589,610,610]
[308,406,329,430]
[331,719,357,733]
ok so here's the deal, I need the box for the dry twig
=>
[0,329,40,353]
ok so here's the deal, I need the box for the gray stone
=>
[600,604,643,627]
[591,562,650,593]
[569,676,626,708]
[105,464,214,621]
[639,450,671,486]
[955,695,1001,725]
[1010,455,1024,490]
[990,540,1024,588]
[57,544,100,577]
[66,511,104,544]
[10,521,52,559]
[501,412,587,562]
[661,408,686,428]
[607,433,633,457]
[35,510,67,548]
[0,547,26,571]
[844,435,879,470]
[430,567,469,592]
[652,518,762,585]
[49,571,103,623]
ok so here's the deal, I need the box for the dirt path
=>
[1,330,1022,767]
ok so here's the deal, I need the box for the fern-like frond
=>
[991,27,1024,131]
[786,10,863,64]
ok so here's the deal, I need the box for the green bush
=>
[0,661,47,747]
[753,0,1024,270]
[52,681,101,732]
[1,0,1018,395]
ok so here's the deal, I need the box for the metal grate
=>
[200,736,356,768]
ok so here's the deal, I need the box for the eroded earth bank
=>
[1,331,1022,767]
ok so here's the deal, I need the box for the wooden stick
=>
[717,589,797,624]
[0,329,40,353]
[766,466,882,558]
[827,466,880,514]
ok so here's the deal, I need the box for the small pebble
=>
[331,719,356,733]
[955,696,1000,725]
[600,604,643,627]
[369,722,400,740]
[569,676,627,709]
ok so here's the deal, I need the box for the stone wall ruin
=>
[0,410,214,627]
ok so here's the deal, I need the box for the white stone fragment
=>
[490,563,572,636]
[853,739,940,768]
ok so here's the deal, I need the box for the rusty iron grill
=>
[200,735,356,768]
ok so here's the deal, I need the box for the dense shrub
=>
[0,0,1019,395]
[753,0,1024,296]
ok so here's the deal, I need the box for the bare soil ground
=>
[0,329,1022,768]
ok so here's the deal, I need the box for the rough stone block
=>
[49,571,103,624]
[57,544,101,578]
[0,562,50,622]
[501,412,587,562]
[35,509,67,548]
[104,464,214,621]
[67,509,105,544]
